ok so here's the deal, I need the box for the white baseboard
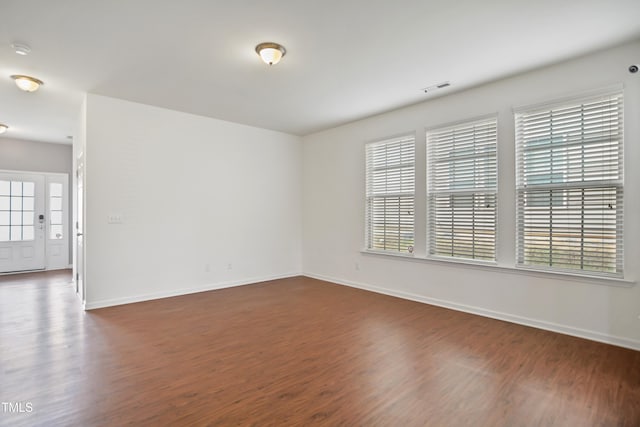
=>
[46,265,73,271]
[0,266,70,275]
[304,272,640,352]
[84,271,302,310]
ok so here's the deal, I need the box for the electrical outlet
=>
[355,262,360,271]
[227,263,232,270]
[204,263,210,272]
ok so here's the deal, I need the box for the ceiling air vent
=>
[422,81,451,93]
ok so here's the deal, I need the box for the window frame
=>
[426,115,498,263]
[0,180,37,242]
[514,90,624,278]
[48,182,64,240]
[364,134,416,255]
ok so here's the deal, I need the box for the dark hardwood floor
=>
[1,271,639,426]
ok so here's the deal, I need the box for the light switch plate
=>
[107,214,123,224]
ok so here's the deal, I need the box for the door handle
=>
[77,233,83,237]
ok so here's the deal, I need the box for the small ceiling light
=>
[255,42,286,65]
[0,124,8,134]
[11,75,43,92]
[11,43,32,56]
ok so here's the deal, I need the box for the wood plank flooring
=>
[1,271,639,426]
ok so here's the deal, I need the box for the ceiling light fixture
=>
[11,43,32,56]
[11,75,43,92]
[0,124,8,134]
[255,42,286,66]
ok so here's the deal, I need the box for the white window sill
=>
[360,249,635,288]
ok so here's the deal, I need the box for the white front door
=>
[0,172,46,273]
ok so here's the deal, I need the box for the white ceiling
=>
[1,0,639,144]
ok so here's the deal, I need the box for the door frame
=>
[73,153,85,305]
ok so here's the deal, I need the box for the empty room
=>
[1,1,639,425]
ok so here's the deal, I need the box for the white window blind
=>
[427,118,497,261]
[515,92,623,276]
[365,136,415,253]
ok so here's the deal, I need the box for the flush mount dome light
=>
[11,43,32,56]
[0,124,7,134]
[255,42,286,65]
[11,75,44,92]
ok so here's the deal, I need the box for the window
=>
[49,182,63,240]
[427,118,497,261]
[365,136,415,253]
[515,92,623,276]
[0,180,36,242]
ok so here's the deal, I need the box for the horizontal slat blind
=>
[366,136,415,253]
[515,92,623,276]
[427,118,497,260]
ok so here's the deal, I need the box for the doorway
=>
[75,154,84,302]
[0,170,69,274]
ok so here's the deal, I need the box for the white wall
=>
[0,137,72,174]
[302,40,640,349]
[83,94,302,308]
